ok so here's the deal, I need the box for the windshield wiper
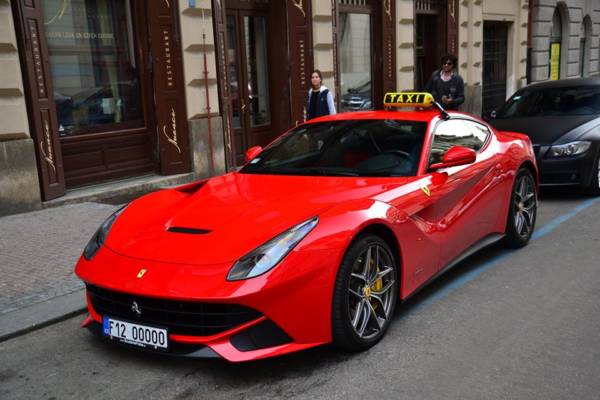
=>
[303,167,359,176]
[241,166,358,176]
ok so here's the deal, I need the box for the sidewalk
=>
[0,202,119,341]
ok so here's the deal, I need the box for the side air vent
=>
[174,180,207,194]
[167,227,211,234]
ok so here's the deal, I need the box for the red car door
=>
[419,118,505,270]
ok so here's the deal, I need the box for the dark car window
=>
[429,119,489,164]
[240,120,427,177]
[497,85,600,118]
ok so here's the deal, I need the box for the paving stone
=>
[0,203,119,315]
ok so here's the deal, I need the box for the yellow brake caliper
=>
[371,265,383,309]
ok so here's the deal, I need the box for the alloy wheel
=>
[347,244,396,340]
[513,173,536,238]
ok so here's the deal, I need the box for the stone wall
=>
[459,0,484,115]
[0,0,42,215]
[483,0,529,98]
[311,0,336,93]
[177,0,224,177]
[188,116,226,179]
[531,0,600,82]
[396,0,415,91]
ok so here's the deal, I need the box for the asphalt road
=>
[2,190,600,400]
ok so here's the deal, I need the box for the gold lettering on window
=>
[44,0,70,25]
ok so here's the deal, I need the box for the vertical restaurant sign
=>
[550,43,560,80]
[28,21,47,98]
[299,38,307,88]
[163,28,174,89]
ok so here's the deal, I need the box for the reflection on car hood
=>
[104,173,413,265]
[490,115,598,145]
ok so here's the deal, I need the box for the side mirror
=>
[430,146,477,171]
[245,145,263,163]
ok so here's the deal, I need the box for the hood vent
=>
[167,227,211,235]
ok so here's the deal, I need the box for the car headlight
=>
[227,217,319,281]
[82,205,128,261]
[548,141,591,157]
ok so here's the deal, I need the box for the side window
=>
[463,121,490,151]
[429,119,490,164]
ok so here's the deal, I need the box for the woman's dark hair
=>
[311,69,323,80]
[441,54,458,67]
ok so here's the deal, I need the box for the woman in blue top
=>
[425,54,465,110]
[306,69,337,120]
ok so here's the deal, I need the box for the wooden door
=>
[147,0,191,175]
[12,0,66,200]
[482,22,508,117]
[226,9,274,165]
[415,0,459,91]
[14,0,191,193]
[212,0,235,169]
[43,0,157,187]
[416,13,440,91]
[337,0,393,111]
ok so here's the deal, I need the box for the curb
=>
[0,289,87,342]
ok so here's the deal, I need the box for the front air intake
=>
[87,285,262,336]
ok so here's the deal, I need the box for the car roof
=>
[306,110,480,124]
[520,77,600,91]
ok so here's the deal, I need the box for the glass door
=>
[339,12,373,112]
[227,11,272,165]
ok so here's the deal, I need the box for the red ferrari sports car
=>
[75,93,538,362]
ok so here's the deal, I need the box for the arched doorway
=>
[581,15,592,77]
[550,4,569,80]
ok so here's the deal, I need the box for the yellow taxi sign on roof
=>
[384,92,434,108]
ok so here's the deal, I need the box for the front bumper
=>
[76,244,343,362]
[535,142,599,187]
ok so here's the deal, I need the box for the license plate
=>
[102,316,168,350]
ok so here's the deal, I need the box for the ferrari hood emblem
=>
[421,186,431,197]
[137,268,147,279]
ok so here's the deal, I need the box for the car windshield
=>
[240,119,427,177]
[497,85,600,118]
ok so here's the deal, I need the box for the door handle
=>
[241,102,246,112]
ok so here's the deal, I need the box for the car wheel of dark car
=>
[582,152,600,196]
[332,234,398,351]
[505,168,537,248]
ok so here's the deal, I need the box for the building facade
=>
[530,0,600,82]
[0,0,597,216]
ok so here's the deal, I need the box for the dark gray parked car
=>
[488,78,600,195]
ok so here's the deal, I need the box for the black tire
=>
[332,234,398,351]
[582,152,600,196]
[505,168,537,248]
